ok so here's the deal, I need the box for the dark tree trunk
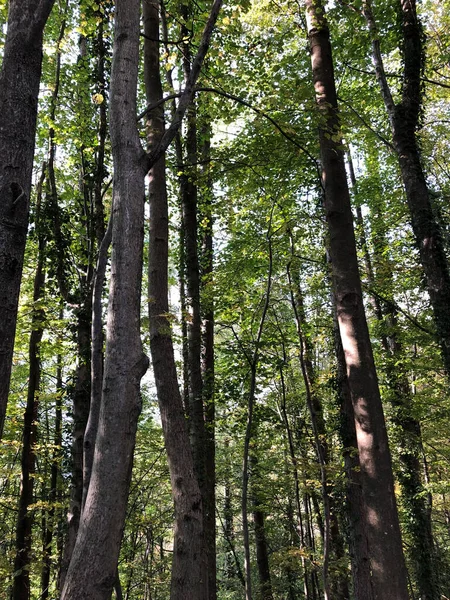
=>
[362,0,450,384]
[12,168,46,600]
[40,355,62,600]
[242,230,273,600]
[60,1,149,597]
[305,2,409,598]
[250,453,274,600]
[59,303,91,591]
[144,0,206,598]
[0,0,56,439]
[200,118,217,600]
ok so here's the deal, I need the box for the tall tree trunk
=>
[12,167,46,600]
[60,12,110,584]
[362,0,450,383]
[144,0,206,598]
[305,2,409,598]
[60,0,222,594]
[40,352,63,600]
[242,227,273,600]
[61,1,149,596]
[0,0,56,439]
[349,148,439,599]
[250,452,274,600]
[179,5,205,486]
[200,118,217,600]
[332,294,374,600]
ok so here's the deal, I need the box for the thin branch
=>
[143,0,224,171]
[366,286,435,336]
[138,86,322,176]
[345,62,450,90]
[338,95,394,150]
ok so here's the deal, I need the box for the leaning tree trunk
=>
[60,1,149,597]
[0,0,56,439]
[305,2,409,599]
[362,0,450,383]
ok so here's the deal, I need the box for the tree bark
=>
[0,0,56,439]
[12,167,46,600]
[200,119,217,600]
[144,0,207,598]
[305,2,409,598]
[60,1,148,597]
[362,0,450,382]
[250,452,274,600]
[332,295,374,600]
[349,148,439,599]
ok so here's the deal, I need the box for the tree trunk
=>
[349,148,439,599]
[0,0,56,439]
[200,120,217,600]
[305,2,409,598]
[144,0,207,598]
[242,229,273,600]
[250,452,274,600]
[40,352,62,600]
[362,0,450,383]
[288,257,349,600]
[332,296,374,600]
[60,1,148,596]
[12,167,46,600]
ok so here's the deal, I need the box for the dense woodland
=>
[1,0,450,598]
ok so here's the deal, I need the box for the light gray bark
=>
[60,1,148,597]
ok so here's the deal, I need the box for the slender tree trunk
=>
[305,2,409,598]
[0,0,56,439]
[288,257,349,600]
[200,118,217,600]
[12,167,46,600]
[362,0,450,383]
[61,1,149,596]
[179,7,206,494]
[144,0,206,597]
[40,353,63,600]
[250,452,274,600]
[242,227,273,600]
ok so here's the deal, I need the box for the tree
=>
[305,0,409,597]
[362,0,450,382]
[0,0,56,439]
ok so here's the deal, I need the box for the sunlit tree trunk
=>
[348,148,439,599]
[305,1,409,598]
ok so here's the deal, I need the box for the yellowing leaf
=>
[92,93,104,105]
